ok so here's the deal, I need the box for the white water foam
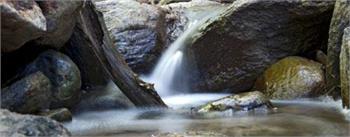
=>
[142,10,224,97]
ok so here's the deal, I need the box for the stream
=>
[64,1,350,136]
[64,95,350,136]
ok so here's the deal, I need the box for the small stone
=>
[39,108,72,122]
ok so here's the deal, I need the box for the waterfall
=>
[142,9,224,97]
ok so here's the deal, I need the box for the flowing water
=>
[142,5,226,96]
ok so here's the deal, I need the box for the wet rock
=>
[39,108,72,122]
[188,0,333,93]
[0,109,70,137]
[73,81,135,112]
[95,0,186,73]
[35,0,83,48]
[21,50,81,108]
[1,72,52,114]
[340,27,350,108]
[255,56,325,100]
[326,0,350,97]
[197,91,272,113]
[162,0,227,45]
[1,0,46,52]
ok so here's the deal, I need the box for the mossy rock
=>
[197,91,271,113]
[255,56,325,100]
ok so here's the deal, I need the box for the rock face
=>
[1,72,52,114]
[21,50,81,108]
[188,0,333,93]
[340,27,350,108]
[0,109,70,137]
[95,0,186,73]
[197,91,271,113]
[0,0,46,52]
[326,0,350,97]
[254,56,325,100]
[35,0,82,48]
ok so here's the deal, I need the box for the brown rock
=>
[188,0,333,93]
[0,0,46,52]
[255,56,325,99]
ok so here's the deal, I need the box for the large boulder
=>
[326,0,350,97]
[0,109,70,137]
[187,0,334,93]
[95,0,186,73]
[340,27,350,108]
[0,0,46,52]
[34,0,83,48]
[1,72,52,114]
[197,91,272,113]
[21,50,81,108]
[254,56,325,100]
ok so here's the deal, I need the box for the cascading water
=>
[143,10,224,97]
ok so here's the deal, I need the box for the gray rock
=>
[35,0,83,48]
[0,109,70,137]
[39,108,72,122]
[0,0,46,52]
[21,50,81,108]
[340,27,350,108]
[162,0,227,45]
[1,72,52,114]
[197,91,272,113]
[188,0,334,93]
[95,0,186,73]
[254,56,325,100]
[326,0,350,97]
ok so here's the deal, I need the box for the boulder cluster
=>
[1,0,350,136]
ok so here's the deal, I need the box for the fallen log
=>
[65,1,166,107]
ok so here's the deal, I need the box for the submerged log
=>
[65,2,166,107]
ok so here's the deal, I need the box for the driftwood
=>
[65,2,166,107]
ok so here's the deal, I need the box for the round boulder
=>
[1,72,52,114]
[22,50,81,108]
[254,56,325,99]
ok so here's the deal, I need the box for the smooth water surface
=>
[64,95,350,136]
